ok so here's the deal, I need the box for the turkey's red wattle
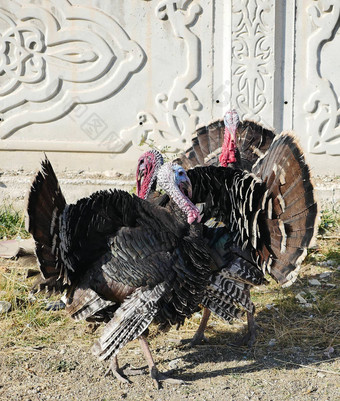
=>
[219,128,237,167]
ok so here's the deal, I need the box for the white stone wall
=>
[0,0,339,176]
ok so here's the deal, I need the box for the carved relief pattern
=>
[119,0,203,153]
[231,0,274,125]
[305,0,340,155]
[0,0,145,139]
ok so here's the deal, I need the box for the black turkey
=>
[27,157,213,388]
[137,110,318,346]
[136,148,260,346]
[174,110,278,345]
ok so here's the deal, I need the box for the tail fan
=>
[92,283,166,361]
[174,116,276,170]
[252,132,318,286]
[235,120,276,171]
[173,119,224,168]
[26,156,67,292]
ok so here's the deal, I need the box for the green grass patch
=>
[0,205,30,240]
[319,208,340,234]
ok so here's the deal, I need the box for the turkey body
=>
[139,111,318,346]
[27,158,211,386]
[180,116,317,345]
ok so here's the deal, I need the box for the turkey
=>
[136,149,261,346]
[27,156,214,388]
[137,110,318,346]
[174,110,278,345]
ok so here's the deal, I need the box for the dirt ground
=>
[0,253,339,401]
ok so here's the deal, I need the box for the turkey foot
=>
[122,366,147,376]
[180,308,211,348]
[180,332,209,348]
[138,336,185,389]
[232,312,261,348]
[150,366,185,389]
[105,356,131,384]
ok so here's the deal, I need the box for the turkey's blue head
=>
[173,164,192,199]
[157,162,201,224]
[136,149,164,199]
[219,109,239,167]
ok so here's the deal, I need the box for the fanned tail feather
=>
[174,117,276,170]
[26,156,67,292]
[235,120,276,171]
[252,132,318,286]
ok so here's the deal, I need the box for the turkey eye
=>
[178,171,184,176]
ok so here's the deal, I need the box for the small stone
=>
[103,170,115,178]
[0,301,11,314]
[268,338,276,346]
[324,346,335,358]
[296,293,307,304]
[308,279,321,286]
[168,358,181,370]
[319,271,332,279]
[26,269,40,278]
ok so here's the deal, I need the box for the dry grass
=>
[0,263,71,350]
[251,237,340,353]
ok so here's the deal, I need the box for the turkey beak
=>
[138,164,145,181]
[179,178,193,199]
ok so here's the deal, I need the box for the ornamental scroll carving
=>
[0,0,145,139]
[305,0,340,155]
[231,0,274,126]
[118,0,203,153]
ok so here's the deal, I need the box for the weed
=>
[319,209,340,234]
[0,205,29,240]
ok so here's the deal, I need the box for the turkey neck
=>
[157,174,200,224]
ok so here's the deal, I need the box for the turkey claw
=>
[104,365,131,385]
[150,366,185,389]
[180,333,209,348]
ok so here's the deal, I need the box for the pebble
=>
[319,271,332,279]
[168,358,181,370]
[324,346,335,358]
[268,338,277,346]
[296,293,307,304]
[0,300,11,314]
[265,303,278,310]
[308,279,321,286]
